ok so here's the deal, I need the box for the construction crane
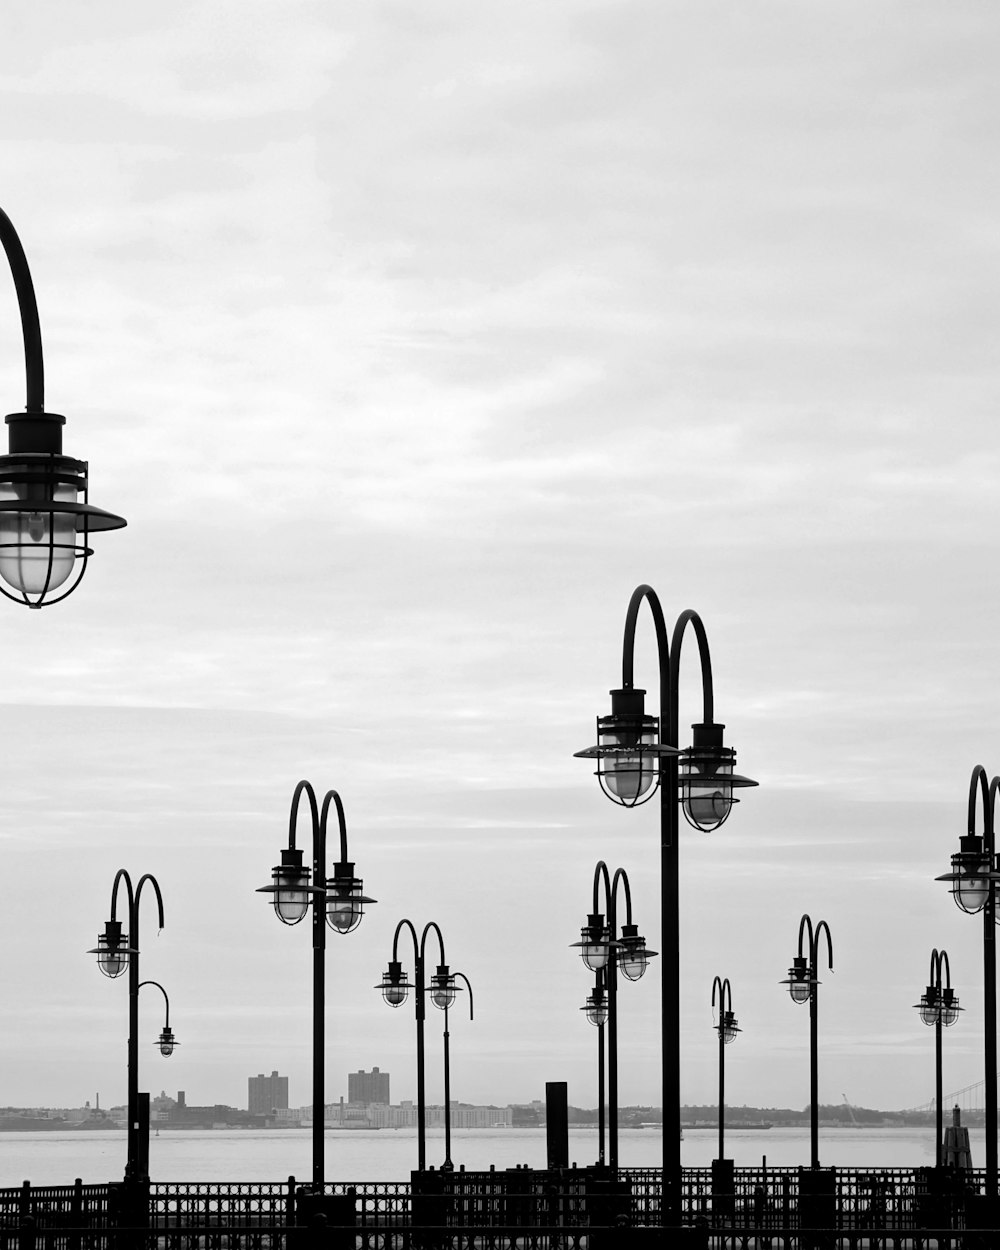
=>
[842,1094,858,1125]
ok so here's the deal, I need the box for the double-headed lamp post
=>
[575,584,756,1224]
[780,914,833,1171]
[571,860,656,1170]
[89,869,165,1184]
[914,949,961,1169]
[257,780,375,1192]
[711,977,740,1165]
[936,764,999,1200]
[377,919,452,1172]
[430,967,473,1171]
[0,206,125,605]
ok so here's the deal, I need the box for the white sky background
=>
[0,0,998,1128]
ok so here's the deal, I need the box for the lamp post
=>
[780,914,833,1170]
[571,860,656,1170]
[581,976,609,1164]
[936,764,1000,1199]
[711,977,740,1164]
[257,780,375,1191]
[88,869,165,1183]
[0,206,125,605]
[377,919,450,1172]
[575,585,756,1223]
[429,968,473,1171]
[914,949,961,1169]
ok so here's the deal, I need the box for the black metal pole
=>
[311,814,327,1191]
[984,782,998,1198]
[810,959,819,1170]
[416,951,426,1172]
[598,1019,606,1165]
[935,1010,943,1170]
[443,1003,452,1169]
[608,945,619,1170]
[126,895,139,1182]
[718,1026,725,1164]
[0,206,44,411]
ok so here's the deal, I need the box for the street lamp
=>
[88,869,165,1184]
[257,780,374,1191]
[936,764,1000,1200]
[711,977,740,1165]
[575,584,756,1223]
[571,860,656,1170]
[0,206,125,606]
[430,967,473,1172]
[914,948,961,1169]
[138,980,179,1058]
[780,914,833,1170]
[377,919,450,1172]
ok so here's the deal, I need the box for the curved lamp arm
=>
[453,972,474,1021]
[712,975,732,1016]
[287,780,320,853]
[138,979,171,1027]
[420,921,447,969]
[320,789,350,863]
[0,207,43,413]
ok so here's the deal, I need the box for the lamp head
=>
[582,987,608,1028]
[570,914,612,972]
[781,956,814,1004]
[429,964,457,1011]
[618,923,657,982]
[936,835,996,916]
[574,688,678,807]
[156,1026,177,1057]
[257,847,311,925]
[88,919,134,979]
[679,722,757,831]
[377,960,410,1008]
[325,861,375,934]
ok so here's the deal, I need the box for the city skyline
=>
[0,3,999,1122]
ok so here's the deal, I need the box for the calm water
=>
[0,1125,975,1189]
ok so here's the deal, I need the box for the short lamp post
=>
[89,869,165,1184]
[582,977,609,1163]
[575,585,755,1222]
[781,914,833,1170]
[0,206,125,605]
[571,860,656,1170]
[257,780,374,1191]
[936,764,1000,1200]
[430,967,473,1171]
[711,977,740,1164]
[914,948,961,1169]
[377,919,451,1172]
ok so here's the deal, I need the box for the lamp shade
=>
[377,961,410,1007]
[781,957,814,1004]
[582,989,607,1028]
[679,723,757,832]
[720,1011,740,1044]
[257,848,311,925]
[156,1026,177,1057]
[325,861,375,934]
[430,965,457,1011]
[574,688,678,808]
[618,923,657,982]
[936,837,998,916]
[88,920,135,979]
[570,914,612,972]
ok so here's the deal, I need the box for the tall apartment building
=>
[248,1070,288,1115]
[348,1066,389,1104]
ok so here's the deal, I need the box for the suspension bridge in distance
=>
[907,1076,999,1116]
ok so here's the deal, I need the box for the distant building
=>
[248,1071,289,1116]
[348,1067,389,1105]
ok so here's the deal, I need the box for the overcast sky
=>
[1,0,999,1143]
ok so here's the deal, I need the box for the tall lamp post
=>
[0,205,125,605]
[571,860,656,1170]
[936,764,999,1200]
[780,913,833,1170]
[89,869,165,1183]
[914,949,961,1169]
[430,967,473,1171]
[377,919,451,1172]
[711,977,740,1164]
[575,584,756,1223]
[257,780,375,1192]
